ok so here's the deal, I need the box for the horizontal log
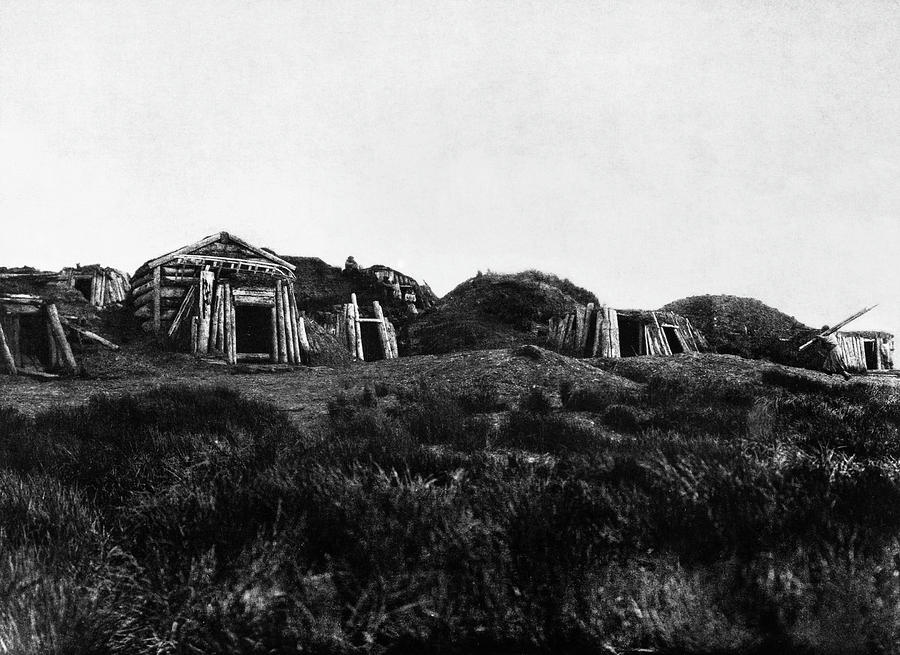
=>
[135,305,177,320]
[0,304,40,315]
[133,286,187,309]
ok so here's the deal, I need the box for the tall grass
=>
[2,376,900,653]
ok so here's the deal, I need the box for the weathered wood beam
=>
[351,293,364,361]
[46,303,77,374]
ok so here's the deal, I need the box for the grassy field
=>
[2,350,900,653]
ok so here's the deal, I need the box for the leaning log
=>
[351,294,364,360]
[0,322,16,375]
[62,321,119,351]
[46,303,77,374]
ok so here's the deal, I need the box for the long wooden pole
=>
[343,304,356,359]
[0,321,16,375]
[799,305,880,351]
[46,303,77,374]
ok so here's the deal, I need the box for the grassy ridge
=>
[2,374,900,653]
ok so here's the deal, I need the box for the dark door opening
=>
[235,305,272,354]
[73,278,92,301]
[864,341,878,370]
[663,326,685,354]
[360,322,385,361]
[617,317,642,357]
[18,314,51,369]
[583,314,597,357]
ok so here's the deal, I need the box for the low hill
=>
[662,294,812,363]
[407,270,597,355]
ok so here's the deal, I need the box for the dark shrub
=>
[520,387,553,414]
[603,404,644,432]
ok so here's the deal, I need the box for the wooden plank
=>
[9,316,21,366]
[46,304,77,374]
[608,308,620,357]
[0,321,16,375]
[196,271,214,356]
[0,304,39,315]
[152,266,162,334]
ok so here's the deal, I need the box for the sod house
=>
[549,306,706,358]
[131,232,309,364]
[0,267,107,376]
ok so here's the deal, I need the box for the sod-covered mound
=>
[662,294,812,363]
[408,271,597,355]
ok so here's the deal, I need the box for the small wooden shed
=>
[837,330,894,372]
[549,306,706,358]
[131,232,309,364]
[329,293,400,362]
[59,265,130,307]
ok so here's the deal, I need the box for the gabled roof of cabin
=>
[134,232,296,277]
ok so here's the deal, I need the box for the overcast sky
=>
[2,1,898,336]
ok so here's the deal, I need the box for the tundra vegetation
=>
[2,364,900,654]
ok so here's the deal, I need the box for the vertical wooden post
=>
[223,283,233,363]
[351,294,364,361]
[282,284,297,364]
[343,304,356,359]
[269,306,278,362]
[227,284,237,364]
[215,286,226,353]
[275,280,287,364]
[46,303,77,374]
[290,286,310,363]
[10,316,21,367]
[46,320,58,369]
[197,270,214,356]
[580,303,594,356]
[0,321,16,375]
[607,308,620,358]
[372,301,391,360]
[209,284,221,353]
[190,316,199,354]
[152,266,162,333]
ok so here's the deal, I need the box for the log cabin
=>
[548,307,707,358]
[837,330,894,372]
[130,232,309,364]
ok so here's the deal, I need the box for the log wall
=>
[549,307,703,358]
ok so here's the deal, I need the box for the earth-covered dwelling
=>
[0,266,119,375]
[130,232,309,365]
[548,306,707,358]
